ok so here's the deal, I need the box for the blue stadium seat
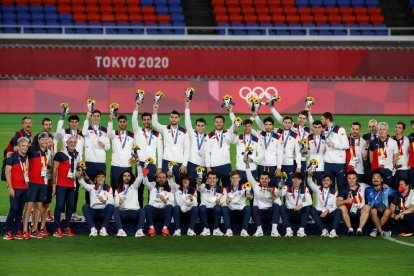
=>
[32,20,45,26]
[291,29,306,35]
[45,19,59,25]
[160,29,174,34]
[156,6,169,14]
[168,0,181,4]
[118,28,132,34]
[171,14,184,21]
[31,12,45,21]
[90,28,104,34]
[4,27,19,33]
[15,6,29,12]
[332,29,347,35]
[17,19,30,25]
[44,6,57,13]
[296,0,308,7]
[337,0,351,6]
[47,28,62,34]
[172,21,185,26]
[30,6,43,13]
[309,0,323,7]
[323,0,337,7]
[365,0,379,7]
[351,0,364,7]
[45,13,58,21]
[60,19,73,25]
[16,12,30,20]
[147,29,160,34]
[3,19,17,25]
[3,13,17,20]
[169,6,183,13]
[3,5,16,12]
[141,0,154,7]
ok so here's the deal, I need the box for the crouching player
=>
[222,171,252,237]
[114,167,145,238]
[168,173,198,236]
[390,179,414,236]
[247,168,280,237]
[279,172,312,237]
[336,171,370,236]
[144,171,174,236]
[79,170,114,237]
[308,173,341,238]
[198,171,224,236]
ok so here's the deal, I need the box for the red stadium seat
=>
[84,0,99,4]
[215,13,229,23]
[298,7,312,15]
[226,0,239,5]
[43,0,57,5]
[143,14,157,23]
[228,6,242,14]
[100,5,113,14]
[300,14,314,24]
[142,6,155,14]
[213,6,227,14]
[340,7,354,15]
[73,13,87,22]
[87,13,101,23]
[244,14,257,23]
[99,0,112,5]
[370,14,384,24]
[115,13,129,23]
[354,7,368,15]
[129,14,143,23]
[240,0,253,5]
[368,7,382,15]
[284,7,298,15]
[242,6,255,15]
[58,0,71,5]
[328,14,341,24]
[71,0,85,5]
[212,0,226,4]
[157,15,171,23]
[86,5,99,13]
[72,6,86,14]
[128,6,141,14]
[286,14,300,23]
[281,0,295,6]
[270,7,284,14]
[58,5,71,14]
[312,7,326,15]
[342,14,356,24]
[326,7,339,14]
[258,14,271,23]
[314,14,328,24]
[229,14,243,23]
[2,0,15,5]
[356,14,370,24]
[30,0,42,5]
[114,5,128,14]
[256,6,270,15]
[268,0,282,5]
[15,0,28,5]
[255,0,267,5]
[101,13,115,23]
[271,14,286,23]
[125,0,140,5]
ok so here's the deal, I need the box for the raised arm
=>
[306,175,319,193]
[132,166,143,190]
[131,100,141,134]
[157,134,163,170]
[82,113,91,137]
[269,106,283,126]
[246,168,259,188]
[151,103,164,133]
[143,175,156,190]
[107,115,116,140]
[184,101,194,133]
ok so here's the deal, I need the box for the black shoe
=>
[347,229,354,236]
[356,229,363,236]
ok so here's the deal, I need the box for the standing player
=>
[392,122,410,188]
[362,119,379,183]
[32,118,57,150]
[107,114,135,192]
[184,100,207,186]
[307,120,326,185]
[82,110,110,203]
[321,112,349,194]
[56,114,85,221]
[52,136,81,238]
[409,120,414,186]
[132,100,163,207]
[23,132,51,238]
[204,115,235,188]
[345,122,365,183]
[365,122,398,187]
[3,137,30,240]
[152,103,189,185]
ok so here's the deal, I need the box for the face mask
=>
[398,186,406,193]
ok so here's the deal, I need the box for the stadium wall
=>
[0,80,413,114]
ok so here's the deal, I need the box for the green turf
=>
[0,236,413,275]
[0,113,412,215]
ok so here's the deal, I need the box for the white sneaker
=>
[240,229,249,237]
[329,229,338,238]
[173,229,181,237]
[297,228,307,237]
[200,228,211,236]
[99,227,108,237]
[213,228,224,236]
[224,229,233,237]
[187,229,196,236]
[253,228,263,237]
[71,213,82,222]
[116,229,127,237]
[370,229,378,237]
[321,229,329,237]
[285,228,293,237]
[135,229,145,238]
[380,230,391,237]
[271,229,280,237]
[89,227,98,237]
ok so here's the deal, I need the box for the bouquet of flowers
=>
[131,145,140,160]
[76,161,86,172]
[60,102,70,117]
[185,87,195,102]
[168,161,178,173]
[307,159,319,172]
[305,96,315,107]
[87,98,96,112]
[248,97,262,112]
[135,89,145,103]
[221,94,236,111]
[195,166,206,182]
[109,103,119,117]
[277,171,288,186]
[234,117,243,127]
[266,93,282,106]
[154,91,164,103]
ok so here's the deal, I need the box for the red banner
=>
[0,80,413,114]
[0,46,413,78]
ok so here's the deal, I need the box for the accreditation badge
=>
[67,171,74,179]
[24,172,29,184]
[41,167,47,178]
[378,156,386,167]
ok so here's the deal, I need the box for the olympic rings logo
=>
[239,86,279,103]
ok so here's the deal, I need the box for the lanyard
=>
[313,135,322,154]
[349,189,361,204]
[322,189,330,208]
[294,190,301,205]
[19,156,28,173]
[97,186,103,194]
[71,129,78,138]
[196,133,205,151]
[39,150,47,168]
[143,128,153,146]
[171,127,179,145]
[215,131,224,148]
[243,134,252,146]
[123,185,129,196]
[183,188,187,195]
[93,125,102,137]
[68,151,76,173]
[118,131,128,149]
[326,125,336,138]
[298,126,306,140]
[377,138,388,157]
[264,132,272,149]
[374,190,382,202]
[282,131,290,148]
[396,137,404,155]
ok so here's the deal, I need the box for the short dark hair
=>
[117,115,127,122]
[230,170,241,177]
[263,117,274,125]
[243,119,253,125]
[141,112,151,119]
[68,114,80,123]
[42,118,52,125]
[195,118,206,125]
[207,171,217,177]
[181,173,190,182]
[283,115,293,122]
[371,169,383,179]
[396,122,406,130]
[410,119,414,125]
[95,170,106,177]
[313,120,323,126]
[171,110,180,117]
[292,172,302,180]
[346,170,358,178]
[322,112,334,122]
[37,132,49,140]
[21,116,32,123]
[351,121,361,128]
[215,115,225,123]
[92,110,102,116]
[398,178,409,187]
[260,171,271,178]
[322,174,332,180]
[298,110,309,118]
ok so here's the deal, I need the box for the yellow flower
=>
[132,145,140,151]
[306,96,315,103]
[300,138,309,146]
[109,103,119,109]
[186,87,195,94]
[168,161,177,167]
[253,98,261,105]
[223,94,232,100]
[310,159,318,167]
[244,182,252,189]
[234,117,243,124]
[136,89,145,95]
[277,171,288,179]
[155,91,164,97]
[196,166,206,173]
[245,146,253,153]
[77,162,86,170]
[61,102,70,109]
[145,157,154,164]
[87,98,96,105]
[248,97,255,103]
